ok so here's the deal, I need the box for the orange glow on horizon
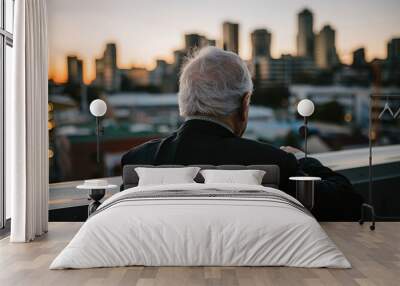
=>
[49,53,174,85]
[49,67,67,84]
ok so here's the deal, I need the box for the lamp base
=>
[290,176,321,210]
[359,203,376,231]
[88,189,105,216]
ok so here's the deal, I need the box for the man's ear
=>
[239,92,251,121]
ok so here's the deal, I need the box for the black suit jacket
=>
[121,119,362,220]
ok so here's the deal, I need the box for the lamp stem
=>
[96,117,100,164]
[304,116,308,159]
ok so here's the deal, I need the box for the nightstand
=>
[77,180,117,216]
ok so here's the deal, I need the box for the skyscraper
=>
[104,43,119,91]
[222,22,239,54]
[150,59,175,92]
[95,58,104,86]
[296,8,314,58]
[251,29,271,59]
[352,48,366,67]
[185,34,216,52]
[315,25,339,69]
[387,38,400,64]
[185,34,203,51]
[67,56,83,84]
[386,38,400,83]
[173,49,186,70]
[95,43,120,92]
[252,55,315,87]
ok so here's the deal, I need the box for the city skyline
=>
[48,0,400,84]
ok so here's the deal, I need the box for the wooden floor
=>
[0,222,399,286]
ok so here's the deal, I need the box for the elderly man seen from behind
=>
[121,47,362,221]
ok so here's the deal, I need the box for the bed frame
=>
[121,165,280,190]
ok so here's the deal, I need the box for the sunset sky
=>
[48,0,400,84]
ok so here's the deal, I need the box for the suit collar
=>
[185,116,234,134]
[178,118,236,138]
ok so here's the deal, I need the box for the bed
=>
[50,165,350,269]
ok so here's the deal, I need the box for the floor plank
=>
[0,222,399,286]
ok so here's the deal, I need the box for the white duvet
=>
[50,183,350,269]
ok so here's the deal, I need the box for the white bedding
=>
[50,183,351,269]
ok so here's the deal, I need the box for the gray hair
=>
[178,47,253,117]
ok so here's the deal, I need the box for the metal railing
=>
[49,145,400,210]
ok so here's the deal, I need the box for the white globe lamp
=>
[297,99,315,158]
[297,99,314,117]
[89,99,107,163]
[90,99,107,117]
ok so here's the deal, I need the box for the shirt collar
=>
[185,116,235,134]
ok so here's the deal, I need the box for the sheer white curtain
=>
[7,0,48,242]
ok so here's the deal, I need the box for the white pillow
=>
[135,167,200,186]
[200,169,266,185]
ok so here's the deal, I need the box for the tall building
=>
[251,29,271,59]
[173,49,186,71]
[315,25,339,69]
[296,8,314,58]
[149,59,176,92]
[222,22,239,54]
[95,43,120,92]
[185,34,203,51]
[67,56,83,84]
[95,58,104,86]
[103,43,119,91]
[387,38,400,64]
[253,55,315,86]
[150,60,168,86]
[352,48,366,67]
[386,38,400,84]
[185,34,216,53]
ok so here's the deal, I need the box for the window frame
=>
[1,0,14,229]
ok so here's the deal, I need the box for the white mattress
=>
[50,183,350,269]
